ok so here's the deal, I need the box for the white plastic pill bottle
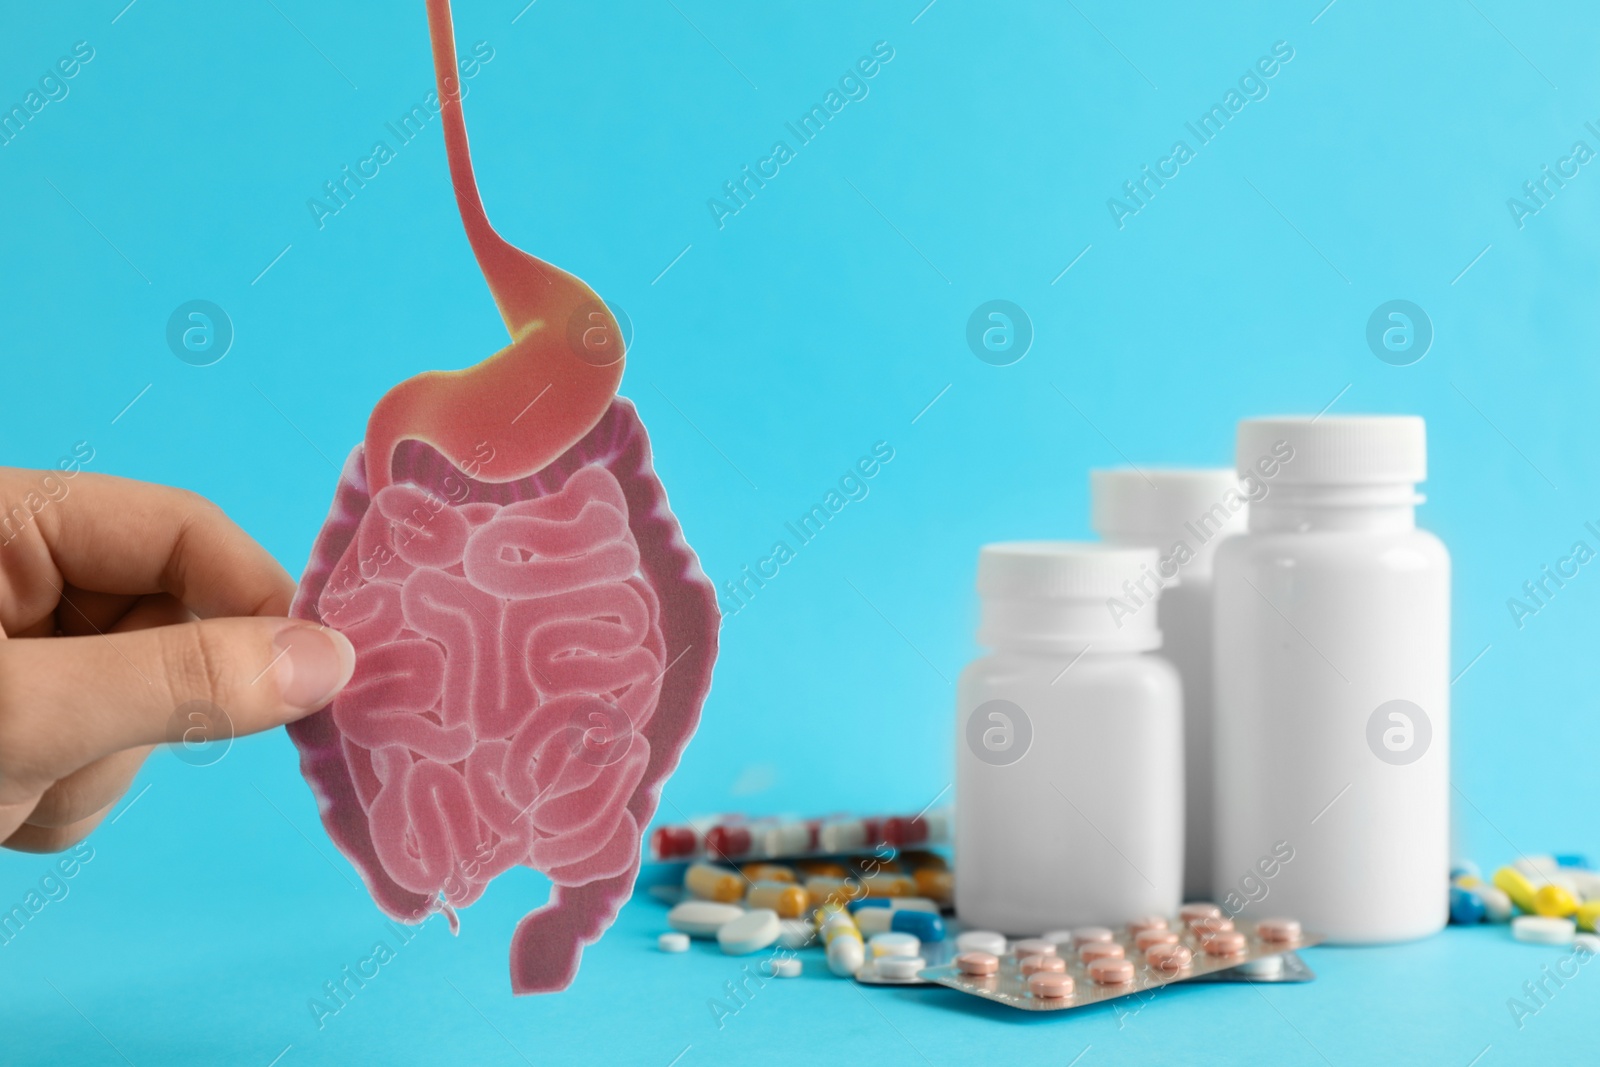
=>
[955,542,1183,934]
[1212,416,1449,943]
[1092,469,1246,902]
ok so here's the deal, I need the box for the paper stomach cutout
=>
[360,0,627,498]
[287,0,719,995]
[291,402,717,993]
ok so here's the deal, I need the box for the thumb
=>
[0,618,357,778]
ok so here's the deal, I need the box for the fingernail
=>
[272,624,357,711]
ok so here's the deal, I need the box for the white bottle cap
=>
[976,542,1162,653]
[1090,469,1246,581]
[1236,416,1426,485]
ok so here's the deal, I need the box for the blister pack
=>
[649,809,951,862]
[855,914,1314,988]
[917,909,1319,1011]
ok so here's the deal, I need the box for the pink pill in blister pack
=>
[956,951,999,976]
[1257,917,1304,944]
[1146,942,1194,975]
[1011,938,1057,959]
[1191,915,1236,938]
[1028,973,1074,999]
[1179,902,1222,924]
[1020,954,1066,976]
[1135,928,1179,951]
[1079,941,1125,963]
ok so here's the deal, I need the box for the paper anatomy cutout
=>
[287,0,719,994]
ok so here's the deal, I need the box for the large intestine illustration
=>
[287,0,719,994]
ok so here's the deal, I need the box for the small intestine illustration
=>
[287,0,719,994]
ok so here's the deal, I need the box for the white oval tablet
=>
[774,957,802,978]
[718,908,782,955]
[1512,915,1575,945]
[668,901,745,938]
[956,930,1007,956]
[1040,929,1076,946]
[875,955,926,980]
[657,932,690,953]
[869,931,921,958]
[777,918,814,950]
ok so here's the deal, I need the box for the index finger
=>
[0,470,295,622]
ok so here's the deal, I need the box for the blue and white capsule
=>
[854,907,945,941]
[847,896,940,914]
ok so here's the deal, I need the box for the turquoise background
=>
[3,0,1598,1062]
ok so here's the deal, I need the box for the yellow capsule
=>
[1535,883,1579,918]
[1576,901,1600,932]
[805,876,859,910]
[814,901,850,930]
[747,881,810,919]
[1493,867,1538,913]
[861,873,916,898]
[1452,874,1482,889]
[794,859,849,878]
[684,862,744,903]
[740,863,796,884]
[914,869,954,903]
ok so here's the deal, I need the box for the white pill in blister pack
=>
[875,955,927,980]
[762,822,813,857]
[1233,953,1283,978]
[819,819,867,853]
[870,932,921,958]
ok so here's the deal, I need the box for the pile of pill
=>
[659,853,949,974]
[651,848,1329,1008]
[1452,854,1600,949]
[679,852,952,914]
